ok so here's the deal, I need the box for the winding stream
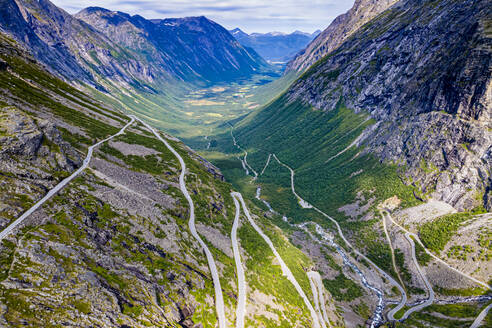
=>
[228,124,392,326]
[305,222,385,328]
[256,184,386,327]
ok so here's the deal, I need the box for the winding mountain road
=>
[381,211,406,293]
[270,154,408,319]
[400,232,435,320]
[260,154,272,176]
[137,117,227,328]
[229,133,404,326]
[231,194,247,328]
[230,126,257,180]
[272,154,312,209]
[470,303,492,328]
[0,116,136,241]
[308,271,331,328]
[382,210,491,291]
[231,192,322,328]
[230,132,490,326]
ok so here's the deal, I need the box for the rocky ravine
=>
[288,0,492,210]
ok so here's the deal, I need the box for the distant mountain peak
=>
[286,0,398,72]
[229,28,319,63]
[292,30,309,36]
[231,27,247,35]
[77,6,111,15]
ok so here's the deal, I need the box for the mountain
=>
[0,0,268,88]
[224,0,491,215]
[1,0,491,326]
[230,28,320,63]
[286,0,398,72]
[76,8,268,83]
[0,29,335,327]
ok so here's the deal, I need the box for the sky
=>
[51,0,354,34]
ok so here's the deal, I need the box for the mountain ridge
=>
[286,0,398,72]
[0,0,269,88]
[230,28,320,63]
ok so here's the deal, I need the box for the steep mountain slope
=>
[0,0,268,88]
[230,0,491,212]
[286,0,397,72]
[0,0,107,83]
[0,32,339,327]
[76,8,268,83]
[0,0,277,138]
[230,28,320,63]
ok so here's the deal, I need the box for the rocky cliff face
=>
[0,0,92,81]
[286,0,397,72]
[0,0,158,87]
[286,0,492,210]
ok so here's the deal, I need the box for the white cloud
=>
[51,0,354,33]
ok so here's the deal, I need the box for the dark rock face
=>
[291,0,491,124]
[285,0,491,210]
[0,107,81,169]
[0,0,90,81]
[0,58,8,70]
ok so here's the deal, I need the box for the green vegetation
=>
[477,226,492,261]
[97,130,180,177]
[323,273,364,302]
[419,212,474,254]
[447,245,474,260]
[425,303,482,318]
[211,96,421,229]
[73,300,91,314]
[238,222,312,327]
[100,143,173,176]
[0,53,122,142]
[0,240,16,280]
[414,237,432,266]
[122,303,144,317]
[58,127,92,150]
[404,312,473,328]
[434,285,489,297]
[396,302,485,328]
[394,248,423,294]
